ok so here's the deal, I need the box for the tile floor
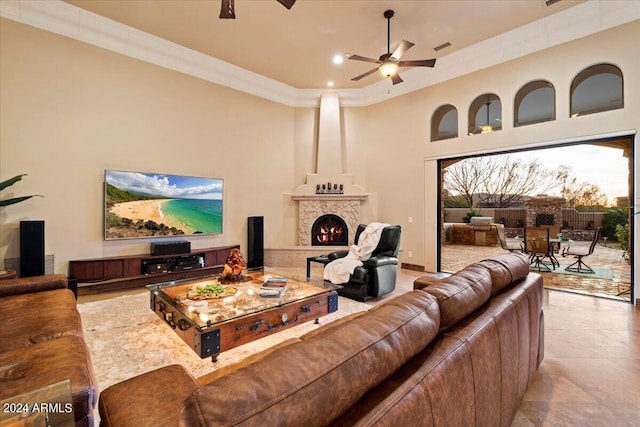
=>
[82,263,639,426]
[441,241,633,302]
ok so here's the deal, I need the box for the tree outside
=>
[444,155,613,210]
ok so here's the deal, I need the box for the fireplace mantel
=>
[291,194,368,201]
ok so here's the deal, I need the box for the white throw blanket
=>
[323,222,390,284]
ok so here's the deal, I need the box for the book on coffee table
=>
[262,277,288,288]
[260,277,288,297]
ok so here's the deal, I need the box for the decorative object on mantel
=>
[220,248,248,283]
[316,182,344,194]
[0,174,42,207]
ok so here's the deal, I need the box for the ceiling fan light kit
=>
[379,60,398,77]
[348,9,436,85]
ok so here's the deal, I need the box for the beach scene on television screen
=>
[105,170,223,239]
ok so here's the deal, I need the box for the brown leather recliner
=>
[327,224,401,301]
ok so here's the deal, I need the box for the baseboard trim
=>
[401,263,424,272]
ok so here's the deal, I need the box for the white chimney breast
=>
[316,92,342,177]
[291,92,368,245]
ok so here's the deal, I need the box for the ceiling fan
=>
[348,10,436,85]
[220,0,296,19]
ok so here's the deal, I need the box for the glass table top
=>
[147,267,338,329]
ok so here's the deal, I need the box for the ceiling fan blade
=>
[351,68,380,82]
[220,0,236,19]
[391,73,403,85]
[276,0,296,9]
[348,54,381,64]
[398,58,437,68]
[391,40,415,60]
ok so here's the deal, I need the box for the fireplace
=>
[290,93,368,246]
[312,215,348,246]
[536,213,555,226]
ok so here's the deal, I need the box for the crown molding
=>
[2,0,639,108]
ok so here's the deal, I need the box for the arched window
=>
[468,94,501,135]
[571,64,623,117]
[514,80,555,127]
[431,104,458,141]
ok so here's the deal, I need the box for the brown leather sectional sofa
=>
[0,275,98,427]
[99,253,543,427]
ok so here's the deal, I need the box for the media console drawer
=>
[69,245,239,295]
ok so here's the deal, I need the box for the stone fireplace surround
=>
[293,195,368,246]
[263,193,369,269]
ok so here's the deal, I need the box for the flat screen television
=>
[104,170,223,240]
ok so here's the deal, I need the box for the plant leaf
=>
[0,195,43,207]
[0,174,27,192]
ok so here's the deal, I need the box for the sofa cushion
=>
[477,253,530,296]
[0,336,97,420]
[420,264,492,332]
[412,272,452,290]
[0,288,76,312]
[0,306,82,352]
[197,338,302,386]
[0,274,68,298]
[179,290,440,427]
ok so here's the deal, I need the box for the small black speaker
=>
[20,220,45,277]
[150,241,191,256]
[247,216,264,269]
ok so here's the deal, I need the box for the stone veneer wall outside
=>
[524,196,564,227]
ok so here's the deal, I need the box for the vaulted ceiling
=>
[64,0,584,90]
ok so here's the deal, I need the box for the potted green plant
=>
[0,174,42,207]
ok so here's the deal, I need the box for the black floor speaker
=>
[247,216,264,269]
[20,220,45,277]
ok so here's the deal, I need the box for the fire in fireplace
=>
[311,214,348,246]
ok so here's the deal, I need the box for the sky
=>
[498,144,628,205]
[106,170,223,199]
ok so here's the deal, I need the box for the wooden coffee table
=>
[147,269,339,361]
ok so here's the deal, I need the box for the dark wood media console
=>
[69,245,240,295]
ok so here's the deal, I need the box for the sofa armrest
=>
[328,250,349,260]
[363,256,398,268]
[100,364,199,427]
[0,274,68,298]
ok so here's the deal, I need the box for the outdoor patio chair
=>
[562,227,602,274]
[496,224,524,253]
[524,227,555,272]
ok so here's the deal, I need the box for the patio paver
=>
[441,240,632,301]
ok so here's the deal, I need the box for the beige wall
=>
[0,19,298,272]
[1,17,638,292]
[364,21,639,273]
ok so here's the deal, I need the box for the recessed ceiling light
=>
[332,55,344,65]
[327,81,335,87]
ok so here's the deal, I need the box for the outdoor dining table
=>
[517,236,572,269]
